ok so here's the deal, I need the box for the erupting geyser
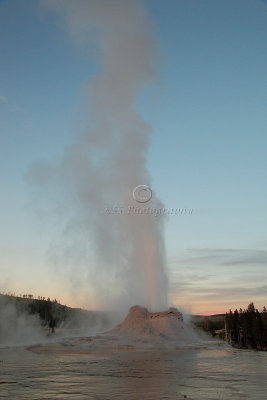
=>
[34,0,168,313]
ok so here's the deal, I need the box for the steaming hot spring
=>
[29,305,205,355]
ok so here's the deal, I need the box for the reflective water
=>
[0,345,266,399]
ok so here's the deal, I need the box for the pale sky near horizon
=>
[0,0,266,314]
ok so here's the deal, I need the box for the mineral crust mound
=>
[109,305,199,343]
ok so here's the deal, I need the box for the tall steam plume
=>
[34,0,168,312]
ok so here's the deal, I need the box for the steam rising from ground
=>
[0,297,45,346]
[0,295,113,346]
[31,0,168,312]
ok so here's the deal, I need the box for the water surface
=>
[0,344,266,399]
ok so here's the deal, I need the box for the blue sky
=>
[0,0,266,313]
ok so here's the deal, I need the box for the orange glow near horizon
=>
[3,285,266,316]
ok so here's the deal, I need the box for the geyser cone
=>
[109,305,200,344]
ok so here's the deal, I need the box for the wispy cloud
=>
[168,247,267,313]
[174,248,267,268]
[170,282,267,298]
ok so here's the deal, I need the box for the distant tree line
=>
[0,291,59,303]
[225,302,267,350]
